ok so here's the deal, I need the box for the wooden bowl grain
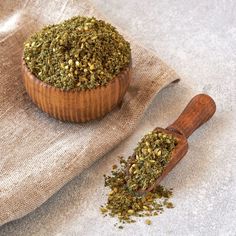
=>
[21,60,132,122]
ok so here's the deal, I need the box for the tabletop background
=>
[0,0,235,235]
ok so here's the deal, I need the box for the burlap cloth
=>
[0,0,179,226]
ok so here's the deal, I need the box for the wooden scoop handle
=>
[167,94,216,138]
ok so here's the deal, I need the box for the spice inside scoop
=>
[126,131,178,193]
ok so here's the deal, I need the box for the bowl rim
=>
[22,58,132,94]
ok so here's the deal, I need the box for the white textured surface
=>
[0,0,236,235]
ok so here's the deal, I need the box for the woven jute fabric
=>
[0,0,179,226]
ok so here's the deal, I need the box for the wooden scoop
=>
[128,94,216,195]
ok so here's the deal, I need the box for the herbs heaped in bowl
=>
[23,16,131,90]
[22,16,132,122]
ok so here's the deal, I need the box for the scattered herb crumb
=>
[112,164,118,170]
[145,219,152,225]
[165,202,174,208]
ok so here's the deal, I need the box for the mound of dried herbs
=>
[23,16,131,90]
[100,130,177,228]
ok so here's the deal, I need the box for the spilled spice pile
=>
[24,16,131,90]
[100,130,177,228]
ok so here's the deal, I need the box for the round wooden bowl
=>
[21,60,132,122]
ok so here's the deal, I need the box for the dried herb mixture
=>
[100,130,177,227]
[24,16,131,90]
[127,131,177,192]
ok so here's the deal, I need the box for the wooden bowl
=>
[21,60,132,122]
